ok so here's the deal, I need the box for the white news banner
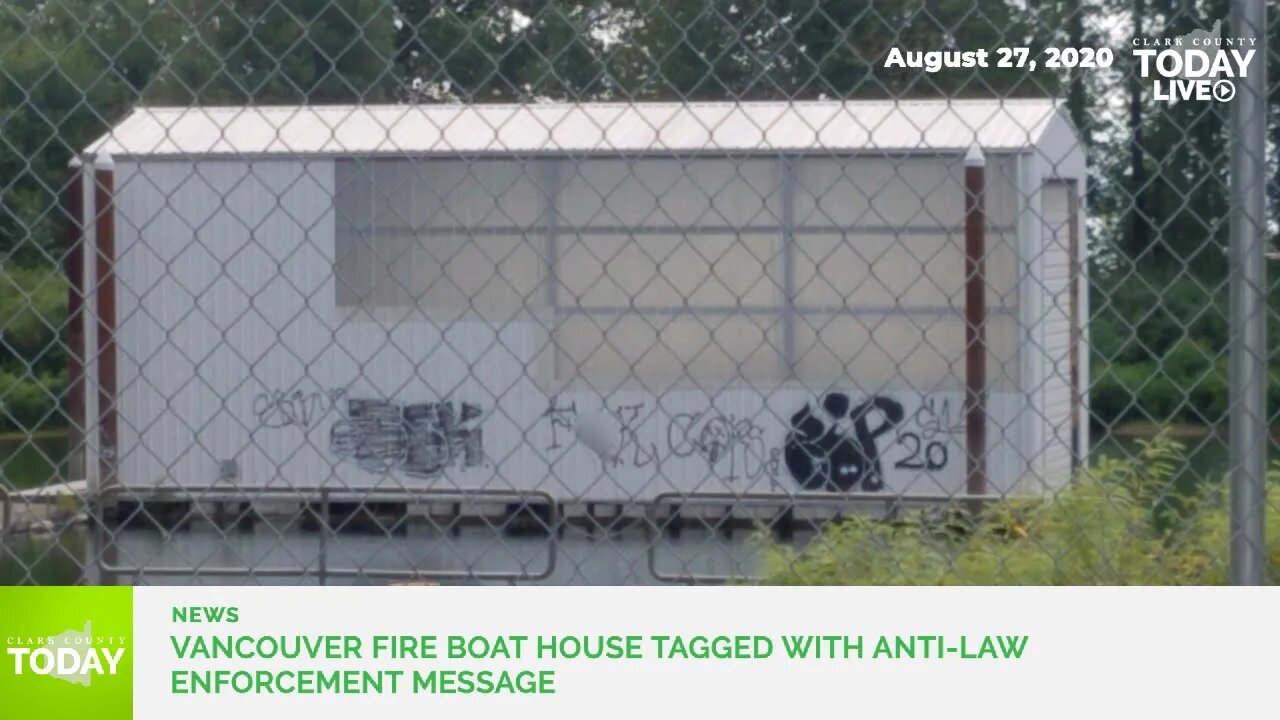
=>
[119,587,1280,719]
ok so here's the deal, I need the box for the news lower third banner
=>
[2,587,1276,719]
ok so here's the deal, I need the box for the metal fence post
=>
[1228,0,1268,586]
[965,145,988,500]
[318,489,329,586]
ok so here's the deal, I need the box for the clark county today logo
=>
[0,587,134,720]
[1133,19,1256,102]
[6,621,128,686]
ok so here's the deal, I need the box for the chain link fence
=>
[0,0,1275,585]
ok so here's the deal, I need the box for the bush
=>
[0,263,67,364]
[758,434,1280,585]
[1161,337,1211,380]
[1160,338,1227,424]
[0,369,66,432]
[1090,342,1235,428]
[1089,363,1140,426]
[1135,373,1181,422]
[0,263,69,432]
[1185,360,1228,424]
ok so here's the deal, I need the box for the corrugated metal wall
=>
[107,153,1066,499]
[1038,181,1079,484]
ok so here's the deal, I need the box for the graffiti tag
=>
[253,389,342,429]
[784,392,905,492]
[611,402,658,468]
[667,410,774,481]
[542,395,578,451]
[330,398,484,477]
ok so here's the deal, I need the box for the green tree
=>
[393,1,618,101]
[0,0,150,259]
[147,0,399,103]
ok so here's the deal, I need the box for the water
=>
[0,528,90,585]
[0,430,1234,585]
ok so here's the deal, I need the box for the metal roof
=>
[85,99,1067,158]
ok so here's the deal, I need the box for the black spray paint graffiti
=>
[253,389,343,429]
[611,403,659,468]
[541,398,780,481]
[537,393,951,488]
[329,398,484,477]
[542,395,578,450]
[784,393,906,492]
[784,393,960,491]
[895,397,955,472]
[667,410,776,482]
